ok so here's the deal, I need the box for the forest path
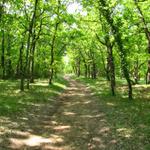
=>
[1,77,115,150]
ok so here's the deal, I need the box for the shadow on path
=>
[0,77,117,150]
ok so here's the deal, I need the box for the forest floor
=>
[0,76,150,150]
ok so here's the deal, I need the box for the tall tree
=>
[133,0,150,83]
[98,0,133,99]
[0,0,5,79]
[26,0,39,89]
[49,0,61,84]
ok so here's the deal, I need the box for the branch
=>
[138,60,147,69]
[96,33,106,45]
[57,43,67,56]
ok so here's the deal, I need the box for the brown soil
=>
[0,77,116,150]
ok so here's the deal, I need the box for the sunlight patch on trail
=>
[9,132,65,149]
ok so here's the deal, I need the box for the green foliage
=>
[0,0,149,96]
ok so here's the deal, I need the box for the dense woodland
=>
[0,0,150,97]
[1,0,150,149]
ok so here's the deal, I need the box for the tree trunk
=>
[92,62,97,79]
[49,68,54,85]
[146,60,150,84]
[30,40,36,83]
[77,57,81,77]
[30,48,35,83]
[26,30,32,89]
[107,45,116,96]
[106,57,110,81]
[49,22,59,84]
[30,18,43,83]
[26,0,39,89]
[1,29,5,79]
[133,59,139,84]
[84,63,88,78]
[1,0,5,79]
[19,41,25,91]
[6,34,12,78]
[96,32,115,95]
[49,0,60,84]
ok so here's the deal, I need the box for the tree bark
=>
[92,62,97,79]
[107,45,116,96]
[49,0,60,84]
[30,18,43,83]
[96,34,116,95]
[19,41,25,91]
[146,60,150,84]
[1,29,5,79]
[49,22,59,84]
[1,0,5,79]
[26,0,39,89]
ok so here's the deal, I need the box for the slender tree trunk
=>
[133,0,150,85]
[26,0,39,89]
[76,57,81,77]
[146,60,150,84]
[84,63,88,78]
[26,30,31,89]
[106,57,110,81]
[19,41,25,91]
[30,43,36,83]
[100,47,110,80]
[92,62,97,79]
[96,33,115,94]
[107,45,116,96]
[79,50,88,78]
[49,22,59,84]
[30,19,42,83]
[0,0,5,79]
[96,34,110,80]
[6,34,12,78]
[49,0,60,84]
[49,68,54,85]
[133,59,139,84]
[1,29,5,79]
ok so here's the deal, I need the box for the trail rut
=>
[0,78,116,150]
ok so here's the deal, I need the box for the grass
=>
[0,76,69,150]
[0,76,68,117]
[1,75,150,149]
[75,77,150,150]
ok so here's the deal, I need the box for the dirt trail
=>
[1,78,116,150]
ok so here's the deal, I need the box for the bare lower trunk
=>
[146,60,150,84]
[107,46,116,96]
[19,41,25,91]
[30,43,36,83]
[84,64,88,78]
[91,63,97,79]
[49,68,54,85]
[1,29,5,79]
